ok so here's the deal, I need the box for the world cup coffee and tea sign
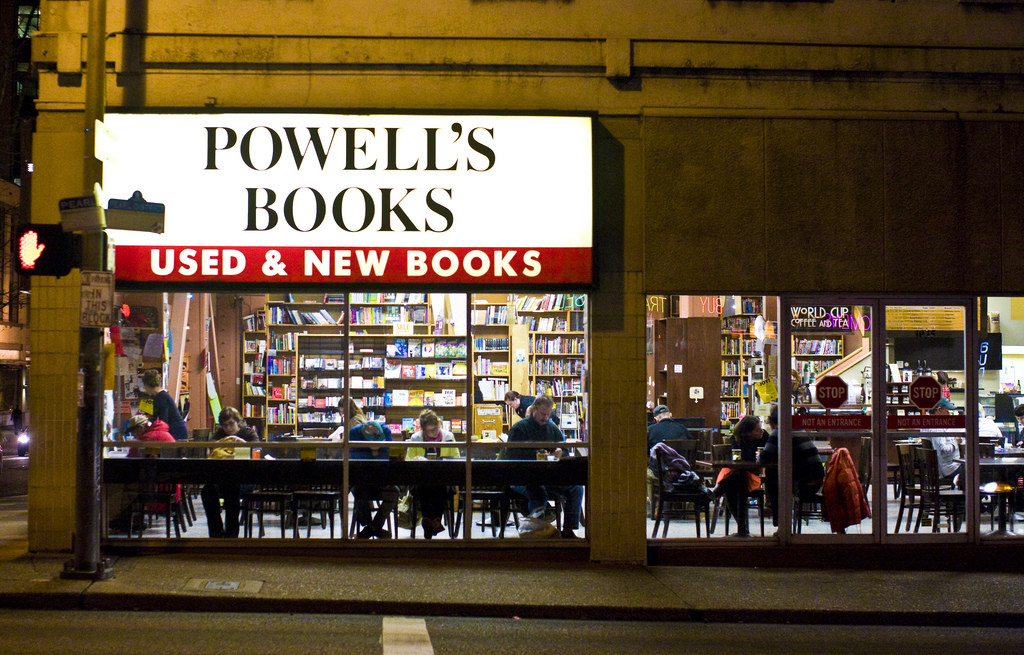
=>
[101,114,594,286]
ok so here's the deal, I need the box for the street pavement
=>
[2,543,1024,625]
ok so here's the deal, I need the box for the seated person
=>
[125,414,177,458]
[929,397,963,487]
[504,395,583,538]
[646,404,691,452]
[760,405,824,527]
[349,421,398,539]
[407,409,459,538]
[200,406,258,538]
[711,414,767,537]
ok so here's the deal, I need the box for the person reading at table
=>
[760,405,824,528]
[646,404,691,452]
[711,414,767,537]
[350,421,399,539]
[408,409,459,538]
[200,406,259,538]
[504,395,583,539]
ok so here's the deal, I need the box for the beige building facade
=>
[27,1,1024,564]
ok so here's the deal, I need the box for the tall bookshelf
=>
[471,293,514,430]
[792,335,845,386]
[720,295,763,425]
[263,293,347,439]
[241,310,268,436]
[297,335,346,432]
[351,292,469,437]
[516,293,587,440]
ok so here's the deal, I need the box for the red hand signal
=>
[18,230,46,268]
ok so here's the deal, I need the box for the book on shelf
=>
[436,362,453,378]
[451,361,468,377]
[401,364,416,379]
[392,389,410,406]
[424,363,436,379]
[383,391,393,406]
[415,364,428,379]
[440,389,457,407]
[424,390,434,406]
[409,389,424,406]
[350,375,364,389]
[409,338,422,357]
[395,338,409,357]
[422,339,435,357]
[384,359,402,379]
[402,417,416,432]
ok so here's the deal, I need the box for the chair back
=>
[712,443,733,463]
[915,446,941,497]
[979,442,996,458]
[857,436,872,490]
[896,443,918,489]
[664,438,699,466]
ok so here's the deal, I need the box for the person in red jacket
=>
[125,414,176,457]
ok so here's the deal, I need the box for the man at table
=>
[350,421,399,539]
[928,398,963,488]
[504,395,583,538]
[646,404,691,452]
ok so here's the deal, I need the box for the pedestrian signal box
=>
[15,224,76,277]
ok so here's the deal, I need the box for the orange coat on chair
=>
[822,447,870,533]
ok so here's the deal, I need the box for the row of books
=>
[384,360,469,379]
[269,306,343,326]
[297,395,342,409]
[244,381,266,397]
[270,332,297,351]
[243,362,266,376]
[793,338,842,355]
[350,305,428,324]
[721,336,755,356]
[471,305,509,325]
[476,377,509,401]
[350,376,387,389]
[244,339,267,355]
[381,389,465,407]
[242,402,266,418]
[473,337,509,351]
[515,293,580,312]
[299,377,342,390]
[350,292,428,304]
[532,336,584,354]
[267,405,296,425]
[531,358,584,376]
[270,384,296,400]
[533,378,583,397]
[474,358,510,376]
[300,356,349,370]
[384,338,467,358]
[243,311,267,331]
[268,356,293,375]
[517,316,578,332]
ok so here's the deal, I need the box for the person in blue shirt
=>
[141,368,188,441]
[349,421,398,538]
[505,395,583,538]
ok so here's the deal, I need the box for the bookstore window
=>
[103,290,589,543]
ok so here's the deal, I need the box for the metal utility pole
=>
[62,0,112,581]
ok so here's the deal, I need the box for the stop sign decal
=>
[815,375,848,409]
[909,376,942,410]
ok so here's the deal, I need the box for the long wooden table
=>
[103,456,589,488]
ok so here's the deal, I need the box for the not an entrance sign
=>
[81,271,114,328]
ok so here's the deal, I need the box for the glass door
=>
[780,297,977,543]
[880,301,975,541]
[780,299,876,542]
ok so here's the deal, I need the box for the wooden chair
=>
[127,484,187,538]
[914,446,965,533]
[292,485,342,538]
[895,443,923,532]
[348,496,397,538]
[650,446,712,538]
[242,486,294,538]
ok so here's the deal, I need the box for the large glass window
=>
[101,291,588,543]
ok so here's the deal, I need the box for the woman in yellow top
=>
[407,409,459,538]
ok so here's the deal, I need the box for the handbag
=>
[396,493,420,529]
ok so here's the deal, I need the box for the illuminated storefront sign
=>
[102,114,593,286]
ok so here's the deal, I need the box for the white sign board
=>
[80,271,114,328]
[101,113,594,286]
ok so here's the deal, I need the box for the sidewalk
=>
[2,548,1024,626]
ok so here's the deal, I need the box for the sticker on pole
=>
[908,376,942,410]
[80,271,114,328]
[814,375,848,409]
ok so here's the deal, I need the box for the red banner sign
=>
[886,414,966,430]
[114,245,592,286]
[792,414,871,430]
